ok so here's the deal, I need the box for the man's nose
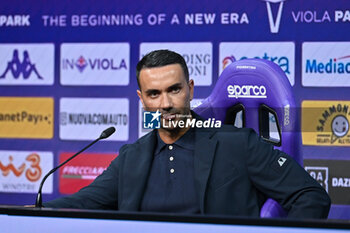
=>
[160,93,172,110]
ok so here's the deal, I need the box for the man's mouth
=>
[162,113,176,120]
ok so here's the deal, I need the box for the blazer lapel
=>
[194,127,217,213]
[120,131,156,211]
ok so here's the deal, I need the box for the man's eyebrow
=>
[145,89,160,95]
[166,83,182,91]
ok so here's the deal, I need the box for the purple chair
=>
[194,58,300,218]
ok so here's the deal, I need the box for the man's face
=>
[137,64,194,130]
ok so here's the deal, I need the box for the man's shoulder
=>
[193,111,255,136]
[210,123,255,137]
[119,130,156,152]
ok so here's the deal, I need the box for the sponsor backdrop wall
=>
[0,0,349,219]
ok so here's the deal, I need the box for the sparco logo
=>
[263,0,286,33]
[227,85,267,99]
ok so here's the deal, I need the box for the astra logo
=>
[222,56,236,69]
[62,56,127,72]
[222,53,290,74]
[262,0,286,33]
[227,85,267,99]
[305,56,350,74]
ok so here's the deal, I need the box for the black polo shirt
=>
[140,128,200,213]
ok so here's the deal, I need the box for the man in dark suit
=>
[44,50,330,218]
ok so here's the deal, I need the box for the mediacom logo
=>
[0,150,53,193]
[60,43,130,86]
[59,98,129,141]
[0,44,54,85]
[219,42,295,86]
[0,97,54,139]
[302,101,350,146]
[140,42,213,86]
[59,152,117,194]
[302,42,350,87]
[305,57,350,75]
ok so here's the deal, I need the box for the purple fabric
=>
[194,58,300,218]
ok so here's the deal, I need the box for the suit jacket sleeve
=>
[43,145,126,209]
[244,129,331,219]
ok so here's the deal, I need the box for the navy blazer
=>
[45,124,330,218]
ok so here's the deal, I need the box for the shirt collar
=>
[155,127,195,155]
[155,131,166,155]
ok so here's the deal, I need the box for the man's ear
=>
[137,90,145,110]
[188,79,194,101]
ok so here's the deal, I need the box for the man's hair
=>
[136,49,189,89]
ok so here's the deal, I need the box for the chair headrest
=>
[196,58,296,134]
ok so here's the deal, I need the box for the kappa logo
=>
[278,157,287,167]
[0,49,43,80]
[262,0,286,33]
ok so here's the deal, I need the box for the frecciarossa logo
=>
[305,55,350,74]
[227,84,267,99]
